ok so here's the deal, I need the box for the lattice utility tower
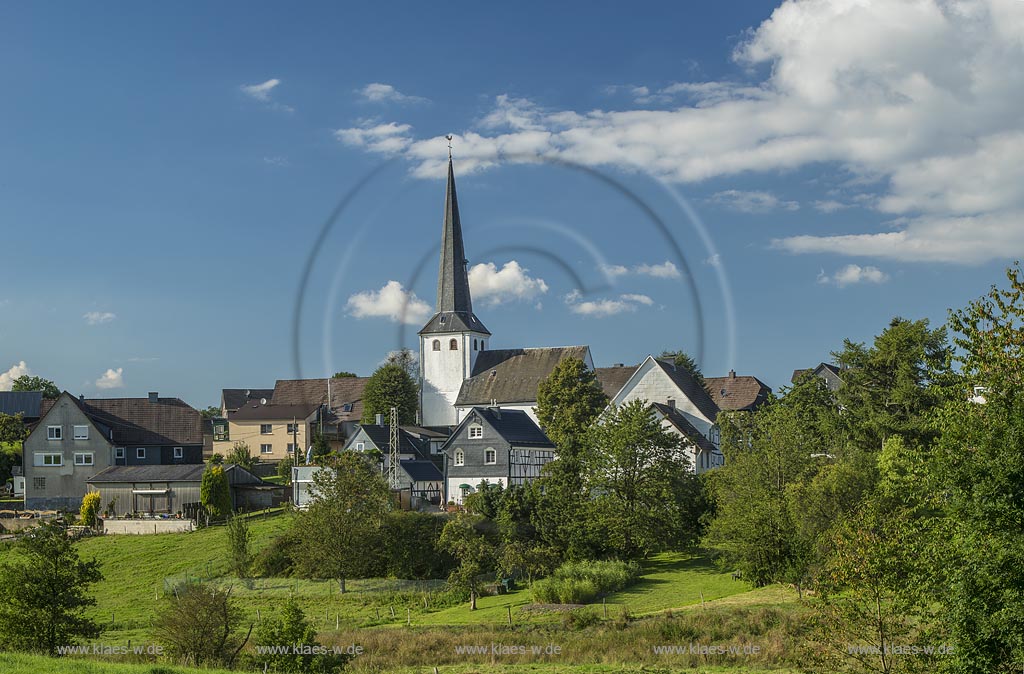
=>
[387,406,400,489]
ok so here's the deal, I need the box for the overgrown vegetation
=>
[532,560,642,604]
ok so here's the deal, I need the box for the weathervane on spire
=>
[446,134,453,159]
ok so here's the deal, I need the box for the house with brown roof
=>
[22,391,204,511]
[705,370,772,412]
[272,376,369,443]
[212,400,320,464]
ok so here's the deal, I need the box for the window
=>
[432,339,440,351]
[287,443,296,453]
[33,477,45,490]
[355,441,365,451]
[287,423,298,433]
[473,339,478,351]
[449,338,458,350]
[136,448,146,459]
[468,425,483,439]
[47,425,62,441]
[73,425,89,440]
[74,453,94,466]
[213,423,228,441]
[114,447,125,459]
[342,403,353,413]
[173,447,183,459]
[484,448,497,465]
[454,449,464,466]
[260,444,273,454]
[260,424,273,435]
[34,453,62,467]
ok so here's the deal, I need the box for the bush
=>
[382,511,454,579]
[531,559,642,604]
[79,491,101,527]
[253,530,300,577]
[153,584,246,667]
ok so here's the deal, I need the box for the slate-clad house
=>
[792,363,844,391]
[651,402,725,473]
[22,391,204,511]
[441,406,556,504]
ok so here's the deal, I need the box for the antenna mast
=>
[387,406,400,489]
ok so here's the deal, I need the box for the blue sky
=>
[2,1,1022,407]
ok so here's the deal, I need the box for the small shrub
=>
[79,491,101,528]
[531,559,642,604]
[253,530,299,577]
[562,607,600,630]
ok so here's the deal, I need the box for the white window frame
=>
[136,448,146,459]
[260,444,273,454]
[74,453,94,466]
[73,425,89,440]
[484,448,497,465]
[114,447,125,459]
[260,424,273,435]
[34,453,63,467]
[355,441,365,451]
[47,425,62,441]
[468,425,483,439]
[454,449,464,466]
[173,447,183,459]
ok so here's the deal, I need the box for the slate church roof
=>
[420,157,490,336]
[455,346,591,407]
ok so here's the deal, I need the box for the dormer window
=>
[468,424,483,439]
[449,339,458,351]
[432,339,441,351]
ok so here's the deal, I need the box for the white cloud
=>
[705,254,722,268]
[335,123,413,156]
[817,264,890,287]
[346,281,432,325]
[240,78,293,112]
[240,79,280,102]
[635,261,681,279]
[0,361,30,391]
[565,290,654,317]
[358,83,428,104]
[95,367,124,390]
[601,261,681,279]
[83,311,116,325]
[468,261,548,305]
[708,190,799,214]
[339,0,1024,263]
[813,200,851,213]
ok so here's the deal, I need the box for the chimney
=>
[612,363,624,368]
[667,398,676,409]
[729,370,736,378]
[79,394,85,402]
[375,413,384,426]
[148,392,159,403]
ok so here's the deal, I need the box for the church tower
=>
[419,155,491,426]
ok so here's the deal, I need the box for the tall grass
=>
[532,560,642,604]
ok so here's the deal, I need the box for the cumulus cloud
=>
[335,123,413,155]
[708,190,799,214]
[357,83,428,104]
[601,261,681,279]
[83,311,116,325]
[468,261,548,306]
[817,264,890,287]
[0,361,30,391]
[346,281,432,325]
[337,0,1024,263]
[565,290,654,317]
[95,367,124,390]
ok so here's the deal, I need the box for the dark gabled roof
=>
[791,363,843,387]
[230,402,319,422]
[594,365,637,400]
[400,459,443,482]
[455,346,591,407]
[468,407,555,447]
[651,402,717,454]
[401,425,451,440]
[77,396,204,446]
[651,358,721,422]
[357,425,429,458]
[705,372,772,412]
[87,463,208,483]
[272,377,369,424]
[222,388,273,411]
[0,391,43,418]
[420,156,489,337]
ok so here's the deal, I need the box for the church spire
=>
[436,154,473,314]
[419,151,490,336]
